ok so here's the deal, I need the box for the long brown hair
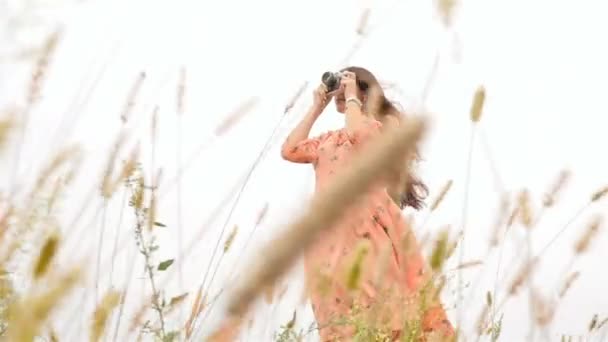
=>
[341,66,429,210]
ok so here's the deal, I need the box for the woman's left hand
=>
[340,70,358,99]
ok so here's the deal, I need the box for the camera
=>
[321,71,343,92]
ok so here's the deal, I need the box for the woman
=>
[281,67,453,341]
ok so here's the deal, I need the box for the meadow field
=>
[1,0,608,341]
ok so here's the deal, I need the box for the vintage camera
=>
[321,71,343,92]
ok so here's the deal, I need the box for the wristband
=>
[345,97,363,108]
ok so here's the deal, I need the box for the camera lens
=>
[321,72,339,91]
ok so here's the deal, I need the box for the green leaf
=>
[154,221,167,227]
[163,331,180,342]
[157,259,174,271]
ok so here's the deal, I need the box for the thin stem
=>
[191,102,293,340]
[109,189,128,285]
[136,227,166,337]
[535,203,589,258]
[176,110,184,295]
[112,212,139,342]
[456,125,476,327]
[95,199,109,303]
[9,108,29,194]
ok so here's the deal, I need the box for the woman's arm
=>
[341,71,382,142]
[344,99,369,133]
[280,107,322,163]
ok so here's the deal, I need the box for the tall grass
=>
[1,2,607,342]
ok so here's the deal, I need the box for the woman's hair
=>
[341,66,429,210]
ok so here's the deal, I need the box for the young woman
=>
[281,67,453,341]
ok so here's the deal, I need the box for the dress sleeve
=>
[347,118,383,145]
[281,133,329,163]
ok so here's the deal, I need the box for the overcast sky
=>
[2,0,608,340]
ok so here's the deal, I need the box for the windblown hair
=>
[341,66,429,210]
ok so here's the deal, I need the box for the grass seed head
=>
[469,85,486,123]
[91,290,122,342]
[517,189,533,228]
[574,215,602,254]
[591,186,608,202]
[33,231,60,279]
[543,169,571,207]
[430,179,453,212]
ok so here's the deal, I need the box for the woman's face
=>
[334,92,346,113]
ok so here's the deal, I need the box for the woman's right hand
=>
[311,83,331,115]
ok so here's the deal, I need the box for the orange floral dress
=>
[281,118,454,341]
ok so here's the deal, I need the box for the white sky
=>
[2,0,608,341]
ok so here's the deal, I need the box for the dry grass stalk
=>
[517,189,533,229]
[147,191,157,233]
[184,288,206,338]
[120,71,146,123]
[151,106,158,142]
[284,82,308,114]
[256,203,269,225]
[508,260,536,296]
[223,225,238,253]
[28,30,60,106]
[506,205,519,228]
[436,0,457,27]
[100,145,140,201]
[589,314,599,331]
[559,271,580,298]
[430,179,453,212]
[145,168,162,232]
[591,186,608,202]
[476,305,490,336]
[90,290,122,342]
[0,111,16,152]
[430,229,450,271]
[1,146,80,265]
[48,327,59,342]
[29,145,82,200]
[0,205,14,245]
[32,231,60,279]
[207,315,244,342]
[356,8,371,35]
[452,260,483,271]
[530,288,555,326]
[8,266,81,341]
[47,177,65,213]
[100,133,127,198]
[469,85,485,123]
[444,232,459,261]
[223,116,427,320]
[129,303,148,333]
[165,293,189,315]
[574,215,602,254]
[490,194,510,246]
[345,240,371,290]
[543,170,571,207]
[214,97,259,135]
[177,66,186,115]
[598,317,608,330]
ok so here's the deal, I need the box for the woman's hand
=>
[340,70,358,99]
[312,83,331,115]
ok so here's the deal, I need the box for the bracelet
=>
[345,97,363,108]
